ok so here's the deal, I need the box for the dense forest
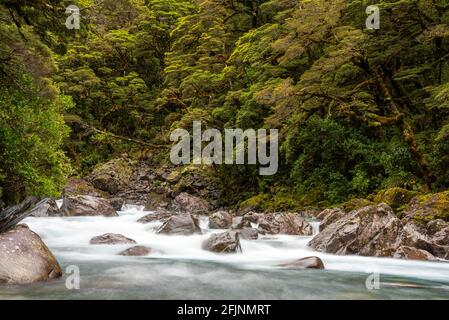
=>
[1,0,449,210]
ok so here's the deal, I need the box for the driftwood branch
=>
[0,197,40,234]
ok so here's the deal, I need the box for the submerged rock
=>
[90,233,137,245]
[393,246,436,261]
[209,211,233,229]
[279,256,325,270]
[157,214,202,235]
[119,245,153,256]
[309,203,402,257]
[202,231,242,253]
[258,213,312,236]
[61,195,118,217]
[0,225,62,284]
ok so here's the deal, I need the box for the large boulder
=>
[63,177,106,197]
[202,231,242,253]
[173,192,211,215]
[258,213,313,236]
[309,204,402,257]
[393,246,436,261]
[87,157,134,195]
[317,208,346,232]
[400,220,449,259]
[373,188,419,210]
[28,198,61,217]
[279,256,325,270]
[157,214,202,235]
[209,211,233,229]
[0,225,62,284]
[119,245,153,256]
[61,195,118,217]
[90,233,136,245]
[0,197,40,233]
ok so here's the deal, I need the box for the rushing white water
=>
[2,205,448,299]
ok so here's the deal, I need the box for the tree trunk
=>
[372,66,433,191]
[0,197,40,234]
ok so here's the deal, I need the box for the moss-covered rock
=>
[238,193,270,213]
[170,165,222,206]
[238,191,322,213]
[403,191,449,223]
[374,187,419,211]
[87,157,135,195]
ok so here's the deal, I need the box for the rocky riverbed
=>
[0,158,448,298]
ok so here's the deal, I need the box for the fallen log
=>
[0,196,40,234]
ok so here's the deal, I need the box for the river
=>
[0,205,448,299]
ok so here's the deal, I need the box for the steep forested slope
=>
[1,0,449,210]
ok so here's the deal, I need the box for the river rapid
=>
[0,205,448,299]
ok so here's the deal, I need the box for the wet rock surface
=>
[0,225,62,284]
[309,204,402,257]
[202,231,242,253]
[279,256,325,269]
[119,245,153,256]
[157,214,202,235]
[61,195,118,217]
[90,233,137,245]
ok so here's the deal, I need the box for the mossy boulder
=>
[170,165,222,206]
[87,157,134,195]
[238,191,321,213]
[238,193,270,213]
[374,188,419,211]
[403,191,449,223]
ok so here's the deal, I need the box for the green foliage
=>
[0,82,72,203]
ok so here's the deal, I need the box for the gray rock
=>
[90,233,137,245]
[258,213,313,236]
[157,214,202,235]
[317,208,346,232]
[309,204,402,257]
[279,256,325,269]
[209,211,233,229]
[173,192,211,215]
[202,231,242,253]
[137,211,172,224]
[393,246,436,261]
[61,195,118,217]
[119,245,153,256]
[0,225,62,284]
[238,227,258,240]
